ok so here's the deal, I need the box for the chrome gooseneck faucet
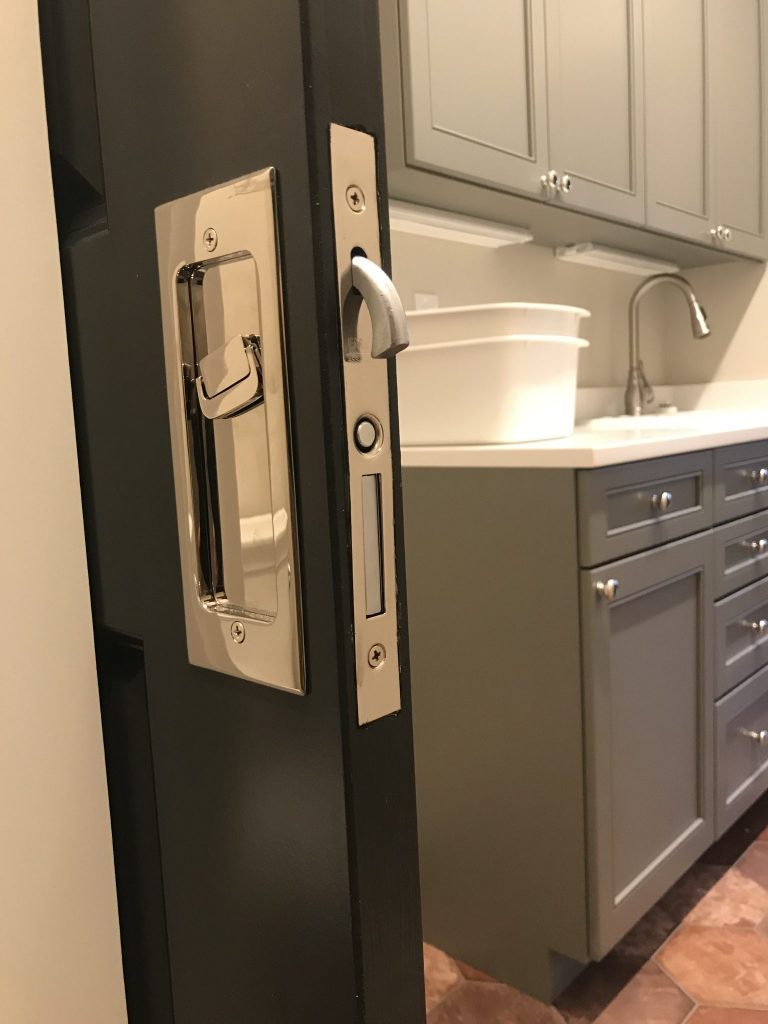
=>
[625,273,710,416]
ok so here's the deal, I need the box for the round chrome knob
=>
[711,224,732,243]
[558,173,573,195]
[721,226,732,241]
[744,618,768,635]
[652,490,673,513]
[596,578,619,602]
[541,169,561,194]
[743,728,768,746]
[745,537,768,555]
[752,467,768,486]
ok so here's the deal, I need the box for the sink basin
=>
[584,411,712,432]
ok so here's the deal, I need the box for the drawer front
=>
[714,441,768,523]
[715,576,768,698]
[713,509,768,599]
[716,663,768,835]
[578,452,713,567]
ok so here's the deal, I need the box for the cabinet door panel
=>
[709,0,768,258]
[582,534,714,958]
[545,0,644,223]
[399,0,549,195]
[644,0,711,242]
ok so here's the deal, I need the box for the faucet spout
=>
[625,273,711,416]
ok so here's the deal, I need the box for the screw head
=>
[345,185,366,213]
[203,227,218,252]
[367,643,386,669]
[231,620,245,644]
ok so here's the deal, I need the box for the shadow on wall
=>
[661,258,768,385]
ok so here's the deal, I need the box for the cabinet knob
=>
[651,490,673,513]
[742,727,768,746]
[710,224,732,244]
[595,578,620,602]
[541,169,560,195]
[743,618,768,635]
[751,467,768,486]
[558,173,573,195]
[743,537,768,555]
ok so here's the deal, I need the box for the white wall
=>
[0,5,127,1022]
[391,232,768,390]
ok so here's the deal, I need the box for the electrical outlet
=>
[414,291,439,310]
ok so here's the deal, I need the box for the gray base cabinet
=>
[581,535,714,957]
[404,439,768,1002]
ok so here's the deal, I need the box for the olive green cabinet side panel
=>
[396,0,550,196]
[709,0,768,259]
[545,0,645,224]
[581,533,714,959]
[644,0,712,243]
[403,468,588,1001]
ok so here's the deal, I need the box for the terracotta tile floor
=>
[424,793,768,1023]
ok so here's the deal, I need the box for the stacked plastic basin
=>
[398,303,591,445]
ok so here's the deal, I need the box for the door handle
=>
[346,255,409,360]
[155,168,304,695]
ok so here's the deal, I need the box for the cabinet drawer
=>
[714,441,768,523]
[578,452,713,567]
[715,576,768,698]
[715,664,768,836]
[713,509,768,599]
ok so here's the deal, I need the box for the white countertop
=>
[400,383,768,469]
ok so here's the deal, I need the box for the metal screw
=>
[367,643,386,669]
[346,185,366,213]
[203,227,218,252]
[231,620,245,644]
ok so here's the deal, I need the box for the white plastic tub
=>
[397,335,590,445]
[406,302,590,348]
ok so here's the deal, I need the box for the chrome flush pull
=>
[331,124,410,726]
[155,168,304,695]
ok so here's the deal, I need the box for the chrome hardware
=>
[541,169,561,195]
[742,727,768,746]
[347,255,409,360]
[331,124,407,725]
[651,490,673,513]
[559,173,573,194]
[596,578,620,602]
[155,168,304,694]
[743,618,768,635]
[752,467,768,486]
[345,184,366,212]
[625,274,710,416]
[743,538,768,555]
[710,224,732,244]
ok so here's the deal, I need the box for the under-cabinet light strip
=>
[555,242,679,277]
[389,200,533,249]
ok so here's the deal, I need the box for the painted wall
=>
[391,233,768,390]
[0,4,128,1022]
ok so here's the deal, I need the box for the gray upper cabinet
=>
[581,533,714,958]
[644,0,711,242]
[644,0,768,258]
[709,0,768,259]
[544,0,645,224]
[397,0,549,196]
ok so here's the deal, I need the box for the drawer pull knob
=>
[743,618,768,635]
[751,467,768,486]
[651,490,673,513]
[743,538,768,555]
[742,728,768,746]
[595,578,619,602]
